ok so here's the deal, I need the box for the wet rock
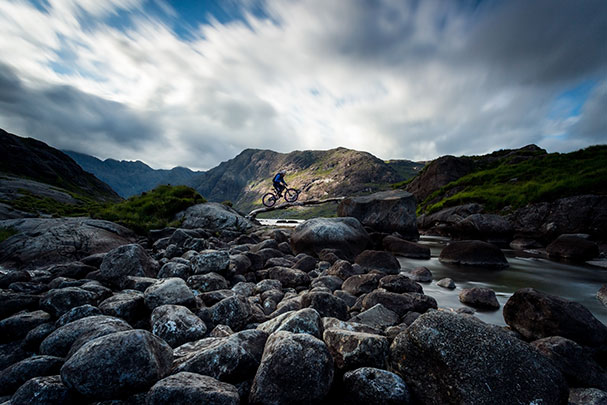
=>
[40,315,132,357]
[23,323,56,351]
[40,287,98,318]
[568,388,607,405]
[532,336,607,390]
[547,235,600,261]
[342,367,410,405]
[0,309,51,343]
[0,290,40,319]
[209,295,252,331]
[98,244,158,287]
[290,217,370,258]
[408,266,432,282]
[323,329,389,371]
[355,250,400,274]
[337,190,418,239]
[191,250,230,275]
[257,308,323,338]
[382,235,430,259]
[390,310,568,404]
[147,372,239,405]
[417,203,483,235]
[503,288,607,347]
[187,273,229,292]
[0,355,63,396]
[361,291,437,317]
[157,262,191,280]
[144,278,196,310]
[292,255,317,272]
[301,291,349,320]
[61,330,173,400]
[249,331,333,404]
[509,237,543,250]
[99,291,147,326]
[177,202,255,232]
[267,266,311,289]
[453,213,513,244]
[342,273,384,296]
[55,305,102,328]
[150,304,207,348]
[350,304,399,330]
[174,330,267,383]
[459,287,500,310]
[437,277,456,289]
[10,375,77,405]
[439,240,509,268]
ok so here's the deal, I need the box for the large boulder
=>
[439,240,509,268]
[458,287,500,310]
[190,249,230,275]
[150,305,207,348]
[176,202,256,232]
[390,310,569,404]
[0,218,134,270]
[147,372,240,405]
[98,244,158,287]
[267,266,310,288]
[249,331,334,404]
[257,308,323,339]
[546,235,600,261]
[0,310,51,343]
[301,291,349,320]
[99,290,147,326]
[361,290,437,317]
[354,250,400,274]
[451,213,513,244]
[208,295,252,331]
[290,217,370,258]
[337,190,418,239]
[0,355,64,396]
[382,235,430,259]
[342,367,410,405]
[503,288,607,347]
[61,330,173,400]
[144,278,196,310]
[10,375,77,405]
[323,329,389,371]
[40,287,98,318]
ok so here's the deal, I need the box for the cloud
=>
[0,0,605,170]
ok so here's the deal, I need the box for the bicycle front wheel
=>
[262,192,277,207]
[284,188,298,202]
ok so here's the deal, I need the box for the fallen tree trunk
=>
[247,197,345,219]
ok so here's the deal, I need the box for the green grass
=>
[93,185,206,234]
[418,145,607,215]
[0,227,18,243]
[0,189,102,218]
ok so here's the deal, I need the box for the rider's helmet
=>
[278,169,286,175]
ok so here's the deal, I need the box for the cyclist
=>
[272,170,288,197]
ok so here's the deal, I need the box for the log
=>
[247,197,345,219]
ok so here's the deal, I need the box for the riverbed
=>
[400,236,607,326]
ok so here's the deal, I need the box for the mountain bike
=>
[262,187,300,207]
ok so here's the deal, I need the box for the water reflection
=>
[398,236,607,326]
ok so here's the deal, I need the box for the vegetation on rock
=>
[0,226,17,242]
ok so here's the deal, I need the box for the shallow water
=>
[398,236,607,326]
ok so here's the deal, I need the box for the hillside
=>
[403,144,607,214]
[65,151,201,198]
[0,129,120,202]
[190,147,410,212]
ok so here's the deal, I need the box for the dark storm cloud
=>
[0,62,160,154]
[572,84,607,143]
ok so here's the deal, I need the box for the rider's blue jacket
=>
[273,173,286,185]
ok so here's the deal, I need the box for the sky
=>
[0,0,605,171]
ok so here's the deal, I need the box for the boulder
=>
[452,213,513,244]
[98,244,158,287]
[209,295,252,331]
[61,330,173,399]
[147,372,239,405]
[390,310,569,404]
[503,288,607,347]
[301,291,349,320]
[99,290,147,326]
[0,218,134,270]
[23,323,56,351]
[349,304,400,330]
[547,235,600,261]
[337,190,418,239]
[458,287,500,310]
[55,304,102,328]
[157,261,191,279]
[532,336,607,390]
[0,310,51,343]
[173,329,268,383]
[439,240,509,268]
[0,355,64,396]
[40,315,132,357]
[342,367,410,405]
[267,266,310,288]
[249,331,334,404]
[417,203,483,234]
[40,287,98,318]
[0,290,41,319]
[382,235,430,259]
[290,217,370,258]
[292,255,317,272]
[311,275,343,292]
[342,273,384,296]
[323,329,389,371]
[187,273,229,292]
[437,277,456,289]
[354,250,400,274]
[568,388,607,405]
[326,260,362,280]
[144,278,196,310]
[191,249,230,275]
[176,202,255,232]
[598,285,607,307]
[409,266,432,282]
[10,375,77,405]
[0,270,31,288]
[361,291,437,317]
[257,308,323,339]
[151,305,207,348]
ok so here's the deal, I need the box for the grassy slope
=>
[418,145,607,215]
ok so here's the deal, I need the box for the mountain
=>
[64,151,202,198]
[0,128,120,203]
[190,147,413,211]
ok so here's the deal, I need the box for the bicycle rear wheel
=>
[284,188,298,202]
[262,192,277,207]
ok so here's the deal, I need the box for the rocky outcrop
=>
[98,243,158,287]
[0,218,135,270]
[382,235,430,259]
[439,240,509,268]
[547,234,600,261]
[390,310,568,404]
[337,190,418,239]
[290,217,370,258]
[176,202,256,232]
